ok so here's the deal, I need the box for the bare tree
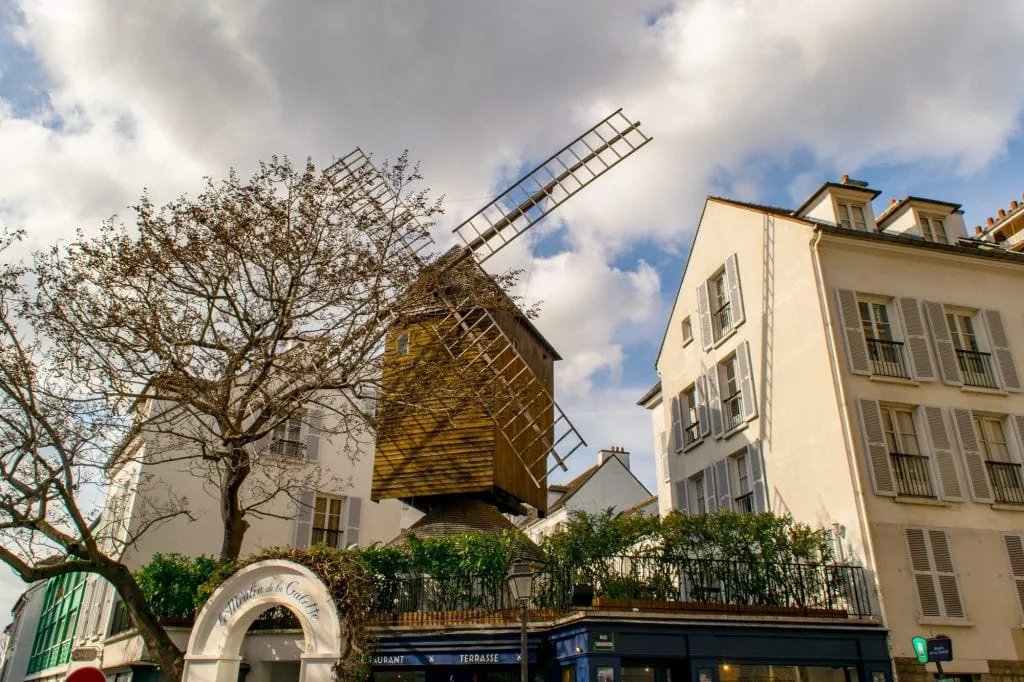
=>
[0,229,190,679]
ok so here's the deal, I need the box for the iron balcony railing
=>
[713,301,732,338]
[722,392,744,431]
[734,492,754,514]
[311,528,344,549]
[956,349,999,389]
[986,461,1024,505]
[866,338,910,379]
[684,422,701,446]
[368,556,873,623]
[890,453,935,498]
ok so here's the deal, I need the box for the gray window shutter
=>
[345,497,362,548]
[1014,415,1024,461]
[747,441,767,513]
[670,395,684,452]
[950,408,993,502]
[856,398,896,496]
[715,458,732,511]
[695,377,710,438]
[923,301,963,386]
[725,254,745,328]
[674,479,689,514]
[834,289,871,375]
[1003,533,1024,620]
[737,341,757,421]
[703,465,717,513]
[707,367,724,438]
[983,309,1021,392]
[697,282,713,350]
[293,490,315,548]
[897,297,936,381]
[905,528,941,618]
[928,529,965,619]
[922,406,964,501]
[305,409,323,461]
[660,432,670,483]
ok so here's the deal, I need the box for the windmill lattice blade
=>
[454,109,651,264]
[429,297,585,486]
[326,148,436,264]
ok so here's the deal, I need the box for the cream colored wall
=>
[122,406,407,568]
[647,394,673,517]
[801,187,879,228]
[655,200,868,562]
[820,233,1024,668]
[878,206,918,237]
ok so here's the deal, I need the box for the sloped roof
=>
[618,494,658,517]
[389,499,545,562]
[547,465,600,513]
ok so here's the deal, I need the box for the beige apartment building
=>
[646,178,1024,682]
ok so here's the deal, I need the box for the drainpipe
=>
[809,228,890,628]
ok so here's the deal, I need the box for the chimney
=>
[598,446,630,471]
[841,174,849,184]
[975,226,983,236]
[889,198,897,206]
[987,217,995,226]
[998,209,1007,219]
[1012,201,1020,211]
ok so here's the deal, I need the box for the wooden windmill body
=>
[327,110,651,525]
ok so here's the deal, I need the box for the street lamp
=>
[507,559,535,682]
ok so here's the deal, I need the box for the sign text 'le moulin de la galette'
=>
[218,580,321,626]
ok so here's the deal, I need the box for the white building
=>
[645,178,1024,682]
[521,446,654,542]
[0,582,45,682]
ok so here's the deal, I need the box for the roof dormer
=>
[794,176,882,231]
[876,196,964,244]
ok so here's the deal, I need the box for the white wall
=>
[0,583,44,682]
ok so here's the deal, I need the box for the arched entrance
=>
[183,560,342,682]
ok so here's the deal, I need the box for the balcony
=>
[986,461,1024,505]
[684,422,701,447]
[956,349,999,389]
[866,338,910,379]
[890,453,935,498]
[734,492,754,514]
[713,301,732,338]
[723,392,744,431]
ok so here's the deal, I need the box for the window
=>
[311,495,345,548]
[859,301,893,341]
[837,201,868,231]
[905,527,965,619]
[856,298,911,379]
[27,573,88,674]
[974,414,1024,505]
[682,386,700,446]
[721,354,743,432]
[946,313,979,352]
[681,316,693,346]
[975,415,1010,462]
[881,406,933,498]
[694,473,707,515]
[270,414,305,457]
[734,452,753,513]
[920,215,949,244]
[710,270,731,338]
[397,333,410,355]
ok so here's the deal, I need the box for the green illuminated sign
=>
[912,636,928,664]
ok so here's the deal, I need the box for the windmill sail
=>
[454,109,651,264]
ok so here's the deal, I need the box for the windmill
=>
[327,110,651,523]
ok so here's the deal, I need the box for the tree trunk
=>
[219,454,251,563]
[102,562,185,682]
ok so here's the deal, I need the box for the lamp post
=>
[507,559,534,682]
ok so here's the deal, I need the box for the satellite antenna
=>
[326,109,651,519]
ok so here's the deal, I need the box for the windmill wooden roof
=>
[389,499,546,563]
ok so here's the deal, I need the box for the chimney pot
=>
[841,174,849,184]
[975,226,983,236]
[987,217,995,226]
[889,198,897,206]
[998,209,1006,219]
[1012,200,1020,210]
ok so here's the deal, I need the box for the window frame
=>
[681,316,693,346]
[946,310,981,352]
[720,353,744,433]
[311,494,347,549]
[693,473,707,515]
[682,385,700,447]
[836,200,868,231]
[270,413,306,458]
[919,213,949,244]
[397,332,410,355]
[974,414,1012,464]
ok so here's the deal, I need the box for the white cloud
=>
[5,0,1024,625]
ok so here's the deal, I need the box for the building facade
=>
[647,179,1024,681]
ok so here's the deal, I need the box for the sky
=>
[3,0,1024,624]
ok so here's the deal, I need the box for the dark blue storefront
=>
[370,615,892,682]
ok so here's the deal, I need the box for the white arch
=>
[182,560,343,682]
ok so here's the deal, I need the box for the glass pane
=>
[873,303,893,340]
[896,410,920,455]
[313,497,327,528]
[946,313,961,349]
[852,204,867,230]
[973,417,990,459]
[838,203,851,228]
[859,301,874,338]
[960,316,978,350]
[882,408,899,453]
[327,498,343,530]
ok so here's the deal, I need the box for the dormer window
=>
[837,201,868,231]
[920,214,949,244]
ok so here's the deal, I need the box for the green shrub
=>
[134,553,221,619]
